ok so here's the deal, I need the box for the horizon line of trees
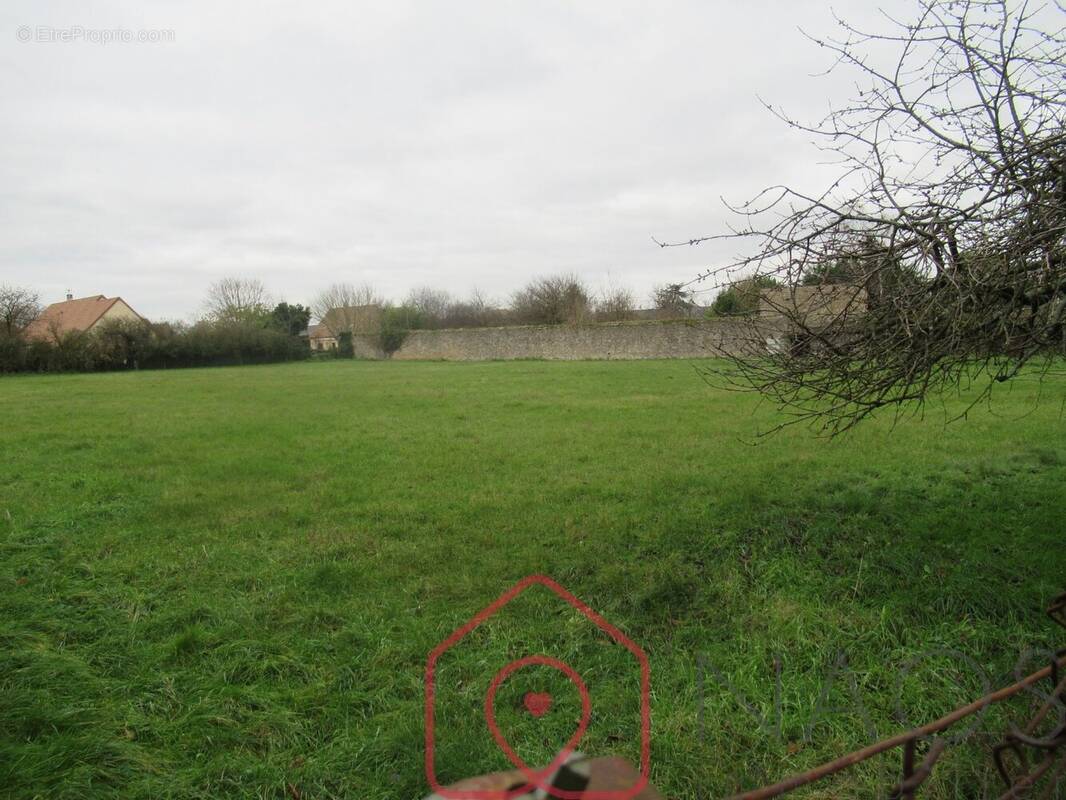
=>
[1,267,836,372]
[310,276,698,335]
[310,272,802,338]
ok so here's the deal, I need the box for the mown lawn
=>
[1,359,1063,799]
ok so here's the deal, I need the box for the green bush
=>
[709,276,781,317]
[378,307,411,356]
[336,331,354,358]
[0,333,28,373]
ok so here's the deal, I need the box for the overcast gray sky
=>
[1,0,917,321]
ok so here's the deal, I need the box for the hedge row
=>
[0,319,309,374]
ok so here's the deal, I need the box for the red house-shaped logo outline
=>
[424,574,651,799]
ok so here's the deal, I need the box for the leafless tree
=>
[660,0,1066,433]
[0,285,41,336]
[203,277,271,324]
[439,288,509,328]
[312,282,383,335]
[511,274,591,325]
[405,286,452,328]
[595,286,637,321]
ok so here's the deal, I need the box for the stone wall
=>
[350,318,754,361]
[351,336,386,360]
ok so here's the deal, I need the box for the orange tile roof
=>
[24,295,138,341]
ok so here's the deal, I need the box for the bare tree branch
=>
[0,285,41,336]
[662,0,1066,434]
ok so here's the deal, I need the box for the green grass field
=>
[1,359,1064,799]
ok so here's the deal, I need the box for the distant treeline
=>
[0,319,309,374]
[314,275,716,332]
[0,271,787,374]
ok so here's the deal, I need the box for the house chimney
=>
[66,290,73,301]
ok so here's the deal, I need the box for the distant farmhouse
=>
[305,324,334,351]
[307,304,382,351]
[24,294,145,342]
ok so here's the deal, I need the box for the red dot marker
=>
[523,691,553,718]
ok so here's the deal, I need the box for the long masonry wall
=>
[349,319,756,361]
